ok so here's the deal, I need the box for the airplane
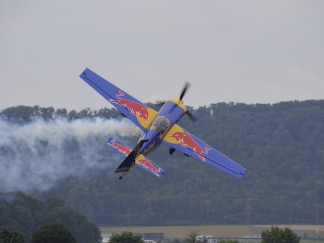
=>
[80,68,247,180]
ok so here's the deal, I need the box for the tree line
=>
[1,101,324,226]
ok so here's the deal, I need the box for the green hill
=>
[1,101,324,226]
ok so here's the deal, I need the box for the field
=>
[101,225,250,238]
[100,225,324,239]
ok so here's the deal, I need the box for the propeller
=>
[156,82,197,122]
[186,110,197,122]
[179,82,191,101]
[179,82,197,122]
[154,100,166,106]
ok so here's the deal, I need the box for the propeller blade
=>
[186,111,197,122]
[179,82,191,100]
[155,100,166,106]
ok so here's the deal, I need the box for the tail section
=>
[113,139,146,173]
[107,137,165,177]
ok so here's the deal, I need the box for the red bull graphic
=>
[137,158,164,177]
[107,138,131,157]
[110,91,150,121]
[170,131,210,161]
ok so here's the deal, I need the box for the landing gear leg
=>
[169,148,175,155]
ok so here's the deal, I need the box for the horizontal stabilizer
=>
[107,137,131,158]
[135,154,165,178]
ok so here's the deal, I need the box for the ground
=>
[100,225,324,239]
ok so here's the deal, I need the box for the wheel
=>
[169,148,175,155]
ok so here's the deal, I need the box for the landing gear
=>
[118,173,127,180]
[169,148,175,155]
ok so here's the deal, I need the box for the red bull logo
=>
[170,132,210,161]
[108,138,131,157]
[137,158,163,177]
[110,91,150,121]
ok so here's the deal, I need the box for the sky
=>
[1,0,324,111]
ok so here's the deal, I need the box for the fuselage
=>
[140,99,187,155]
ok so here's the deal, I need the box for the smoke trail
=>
[0,118,141,192]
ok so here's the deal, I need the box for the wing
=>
[162,124,246,179]
[80,68,157,131]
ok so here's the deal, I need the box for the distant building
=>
[141,232,164,242]
[197,235,262,243]
[197,235,218,243]
[101,233,111,243]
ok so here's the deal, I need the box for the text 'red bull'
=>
[110,91,150,121]
[170,131,210,161]
[107,138,131,157]
[137,159,163,177]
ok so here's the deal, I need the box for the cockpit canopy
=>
[151,116,170,133]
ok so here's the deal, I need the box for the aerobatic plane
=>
[80,68,246,180]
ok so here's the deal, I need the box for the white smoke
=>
[0,118,141,192]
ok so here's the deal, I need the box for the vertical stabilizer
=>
[114,139,147,173]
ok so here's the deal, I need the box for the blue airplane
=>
[80,68,246,180]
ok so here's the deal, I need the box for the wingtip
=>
[236,170,247,179]
[79,67,91,77]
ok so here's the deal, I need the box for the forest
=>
[0,193,101,242]
[1,100,324,228]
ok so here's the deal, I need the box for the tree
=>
[31,223,76,243]
[0,194,101,243]
[261,225,299,243]
[108,231,144,243]
[0,227,24,243]
[185,230,199,243]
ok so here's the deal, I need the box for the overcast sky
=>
[1,0,323,111]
